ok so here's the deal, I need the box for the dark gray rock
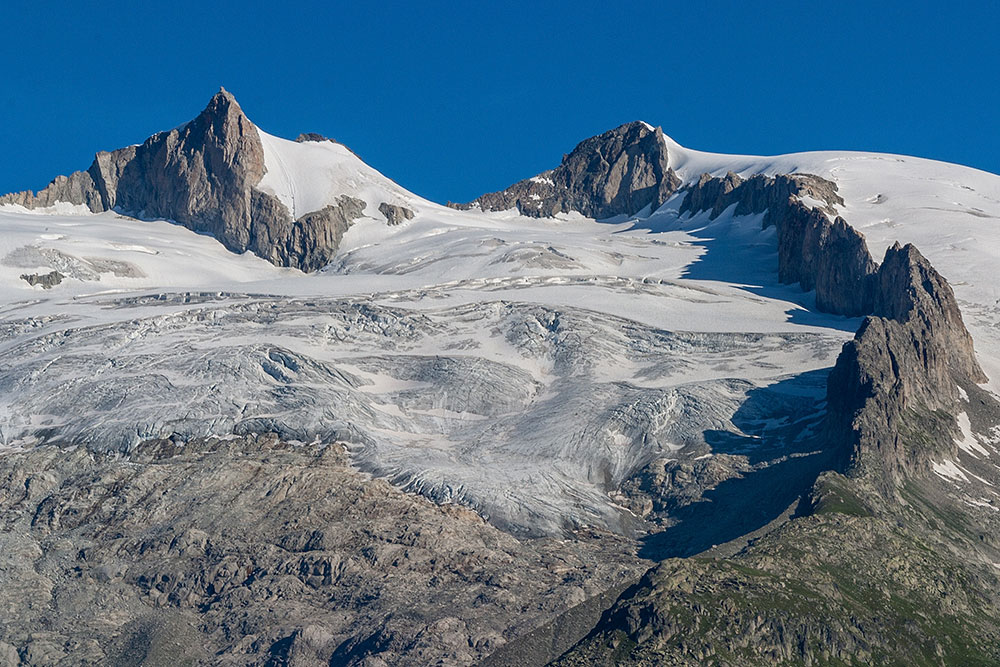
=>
[19,271,64,289]
[679,171,843,225]
[775,200,877,316]
[248,195,366,272]
[826,243,988,490]
[88,145,138,210]
[295,132,334,142]
[378,202,414,226]
[111,87,268,253]
[0,436,644,666]
[452,122,682,219]
[873,243,985,382]
[680,171,872,316]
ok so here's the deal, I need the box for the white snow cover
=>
[1,123,1000,534]
[256,129,432,222]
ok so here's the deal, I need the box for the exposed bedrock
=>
[452,121,682,219]
[19,270,64,289]
[249,193,366,272]
[379,201,415,225]
[679,171,880,316]
[550,208,1000,667]
[0,436,645,666]
[0,90,365,272]
[826,242,988,491]
[0,169,106,212]
[678,171,844,225]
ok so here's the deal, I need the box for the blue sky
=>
[2,1,998,204]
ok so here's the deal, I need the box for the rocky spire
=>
[107,87,267,251]
[677,169,990,490]
[0,89,369,272]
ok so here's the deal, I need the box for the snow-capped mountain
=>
[2,91,1000,536]
[3,89,1000,665]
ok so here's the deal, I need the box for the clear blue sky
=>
[2,1,998,204]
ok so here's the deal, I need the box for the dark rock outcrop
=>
[0,89,366,272]
[679,171,843,225]
[19,271,64,289]
[826,243,987,489]
[680,166,990,488]
[679,171,876,316]
[774,200,877,316]
[553,239,998,667]
[295,132,333,143]
[452,121,682,219]
[0,436,644,666]
[112,88,267,252]
[555,507,1000,666]
[248,195,366,272]
[378,201,414,226]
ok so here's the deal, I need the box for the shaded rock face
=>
[453,121,681,219]
[677,167,992,494]
[0,90,366,272]
[378,201,414,226]
[112,89,267,252]
[258,195,366,272]
[552,239,998,667]
[826,243,987,489]
[775,200,877,316]
[679,171,843,226]
[679,171,876,316]
[873,243,985,383]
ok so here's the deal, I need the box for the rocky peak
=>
[188,87,260,170]
[875,242,986,383]
[109,88,267,251]
[0,89,378,272]
[451,121,682,219]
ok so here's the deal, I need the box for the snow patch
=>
[933,459,969,483]
[956,412,991,458]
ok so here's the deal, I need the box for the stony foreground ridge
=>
[0,436,644,666]
[451,121,682,218]
[0,90,405,272]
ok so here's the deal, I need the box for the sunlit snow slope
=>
[1,125,999,535]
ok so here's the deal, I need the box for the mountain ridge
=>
[0,89,417,272]
[2,92,1000,665]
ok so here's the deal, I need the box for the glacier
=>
[2,119,999,536]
